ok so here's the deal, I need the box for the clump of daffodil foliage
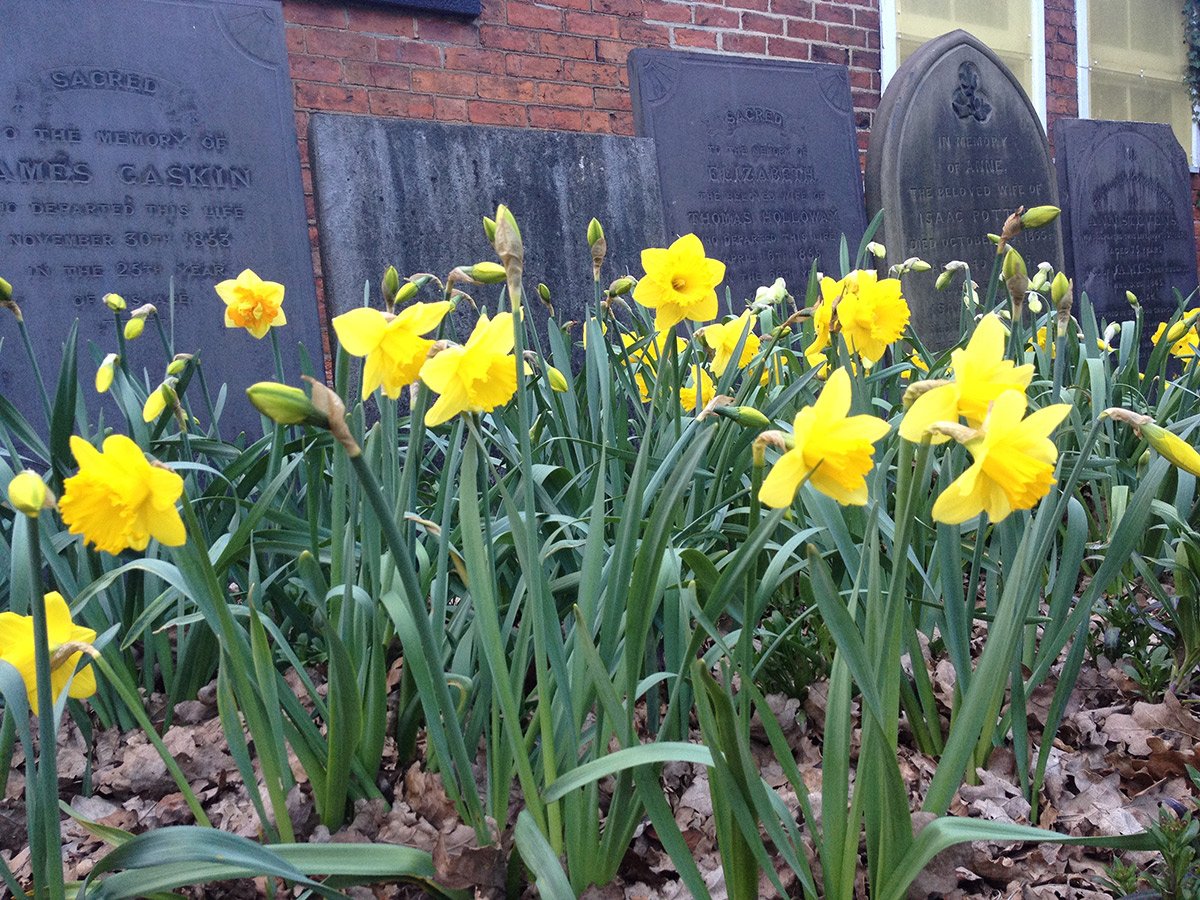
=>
[2,200,1198,898]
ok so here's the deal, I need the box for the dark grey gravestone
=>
[629,49,866,306]
[0,0,320,437]
[1054,119,1198,327]
[866,30,1063,350]
[308,114,664,336]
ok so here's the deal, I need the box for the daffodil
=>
[633,234,726,330]
[900,350,929,381]
[621,330,687,402]
[701,311,760,376]
[7,471,48,517]
[679,367,716,413]
[142,381,175,423]
[759,367,890,507]
[1141,422,1200,477]
[59,434,186,555]
[1152,317,1200,360]
[216,269,287,339]
[930,390,1070,525]
[805,270,909,366]
[899,314,1034,444]
[0,592,96,716]
[95,354,118,394]
[420,312,518,427]
[333,301,453,401]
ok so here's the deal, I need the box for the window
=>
[881,1,1047,123]
[1078,0,1195,165]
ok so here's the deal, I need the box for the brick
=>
[539,33,596,59]
[434,96,470,121]
[618,18,670,43]
[592,0,644,14]
[529,106,585,130]
[478,76,537,102]
[536,82,594,105]
[582,109,633,134]
[414,15,479,43]
[289,54,343,83]
[786,19,826,41]
[507,1,565,29]
[769,0,813,15]
[346,7,415,37]
[643,0,692,23]
[673,27,718,48]
[282,0,348,28]
[854,6,879,29]
[368,90,427,117]
[467,100,527,125]
[285,26,306,55]
[295,82,368,113]
[849,67,875,90]
[412,69,478,97]
[827,24,868,47]
[445,47,506,73]
[767,36,810,59]
[593,86,630,110]
[508,55,566,78]
[721,32,767,54]
[741,12,784,34]
[377,38,443,67]
[724,0,769,11]
[596,39,635,63]
[813,0,853,25]
[304,28,376,61]
[848,47,878,69]
[563,59,624,86]
[477,0,506,23]
[565,11,620,37]
[480,25,539,52]
[693,5,739,27]
[368,63,413,90]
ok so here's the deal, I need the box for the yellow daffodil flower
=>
[701,311,760,376]
[900,314,1034,444]
[931,390,1070,525]
[216,269,287,339]
[59,434,186,555]
[333,301,453,401]
[679,367,716,413]
[759,367,890,507]
[0,591,96,716]
[633,234,726,330]
[95,354,118,394]
[805,270,909,366]
[621,330,687,402]
[1151,317,1200,360]
[420,312,518,427]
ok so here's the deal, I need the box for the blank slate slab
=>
[629,49,866,306]
[1054,119,1198,327]
[0,0,320,437]
[866,30,1063,350]
[308,114,665,334]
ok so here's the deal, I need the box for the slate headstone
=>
[1054,119,1198,328]
[628,48,867,306]
[0,0,320,436]
[308,114,664,336]
[866,29,1063,350]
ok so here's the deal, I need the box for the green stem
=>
[113,311,129,376]
[18,320,53,431]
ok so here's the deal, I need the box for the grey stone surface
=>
[866,30,1063,350]
[1054,118,1198,328]
[629,48,866,306]
[308,114,665,342]
[0,0,320,437]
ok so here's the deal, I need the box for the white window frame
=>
[1075,0,1200,171]
[879,0,1048,127]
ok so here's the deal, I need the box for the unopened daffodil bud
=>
[1020,205,1060,229]
[711,404,771,430]
[753,276,788,306]
[935,270,955,291]
[866,241,886,259]
[537,283,552,304]
[7,470,51,517]
[1050,272,1070,306]
[1002,247,1027,281]
[587,217,604,249]
[395,281,420,305]
[546,365,569,393]
[987,233,1001,245]
[482,216,497,245]
[0,276,11,306]
[494,204,523,268]
[124,317,145,340]
[166,355,190,377]
[381,266,400,305]
[246,381,330,428]
[142,379,177,423]
[1028,296,1043,314]
[608,276,635,297]
[103,292,126,312]
[465,262,507,284]
[1126,290,1139,306]
[95,353,118,393]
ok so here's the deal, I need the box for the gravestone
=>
[629,49,867,306]
[866,29,1063,350]
[1054,119,1198,328]
[0,0,320,436]
[308,114,664,336]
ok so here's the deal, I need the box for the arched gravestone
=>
[0,0,321,438]
[866,30,1063,350]
[1053,119,1199,329]
[629,48,867,306]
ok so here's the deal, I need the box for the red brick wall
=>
[1043,0,1078,139]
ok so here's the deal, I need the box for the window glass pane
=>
[896,1,1034,100]
[1086,0,1193,162]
